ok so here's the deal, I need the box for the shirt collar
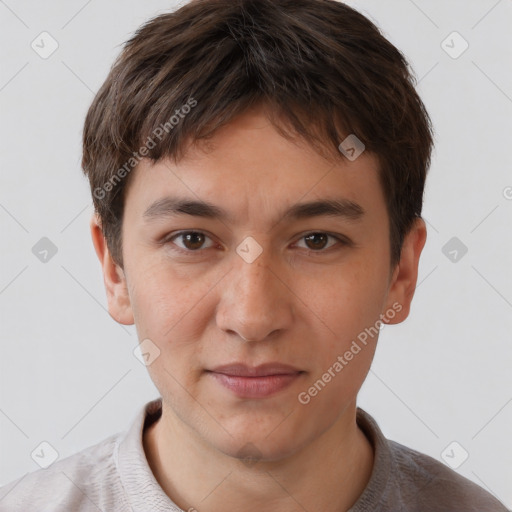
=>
[116,397,182,512]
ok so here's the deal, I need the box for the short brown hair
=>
[82,0,433,268]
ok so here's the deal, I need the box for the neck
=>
[143,401,374,512]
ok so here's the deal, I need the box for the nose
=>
[215,249,294,343]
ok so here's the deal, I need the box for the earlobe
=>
[382,217,427,325]
[90,214,134,326]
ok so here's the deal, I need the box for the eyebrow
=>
[143,196,365,224]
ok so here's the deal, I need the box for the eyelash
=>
[163,230,351,255]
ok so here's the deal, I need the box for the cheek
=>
[307,262,388,339]
[128,256,216,341]
[299,257,389,396]
[127,259,217,396]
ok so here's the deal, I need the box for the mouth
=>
[206,363,305,398]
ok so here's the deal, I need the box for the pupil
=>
[184,232,204,250]
[305,233,327,250]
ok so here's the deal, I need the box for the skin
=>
[91,107,426,512]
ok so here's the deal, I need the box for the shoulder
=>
[389,440,510,512]
[354,408,509,512]
[0,432,128,512]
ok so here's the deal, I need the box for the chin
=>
[207,420,312,464]
[222,437,301,464]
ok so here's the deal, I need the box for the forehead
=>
[124,109,386,227]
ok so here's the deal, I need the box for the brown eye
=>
[295,232,346,252]
[182,232,205,250]
[304,233,329,250]
[170,231,214,251]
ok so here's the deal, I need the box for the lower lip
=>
[208,372,302,398]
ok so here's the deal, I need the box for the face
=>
[92,107,425,461]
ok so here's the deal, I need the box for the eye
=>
[163,230,350,254]
[168,231,215,251]
[295,232,346,251]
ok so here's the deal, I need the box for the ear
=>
[90,213,134,325]
[382,217,427,325]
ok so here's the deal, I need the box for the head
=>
[84,0,432,461]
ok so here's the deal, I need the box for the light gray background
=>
[0,0,511,507]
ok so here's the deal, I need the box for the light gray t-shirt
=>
[0,398,508,511]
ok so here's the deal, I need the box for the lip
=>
[209,362,302,377]
[206,363,304,399]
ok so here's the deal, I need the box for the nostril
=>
[240,334,257,342]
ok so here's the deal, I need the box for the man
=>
[1,0,508,510]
